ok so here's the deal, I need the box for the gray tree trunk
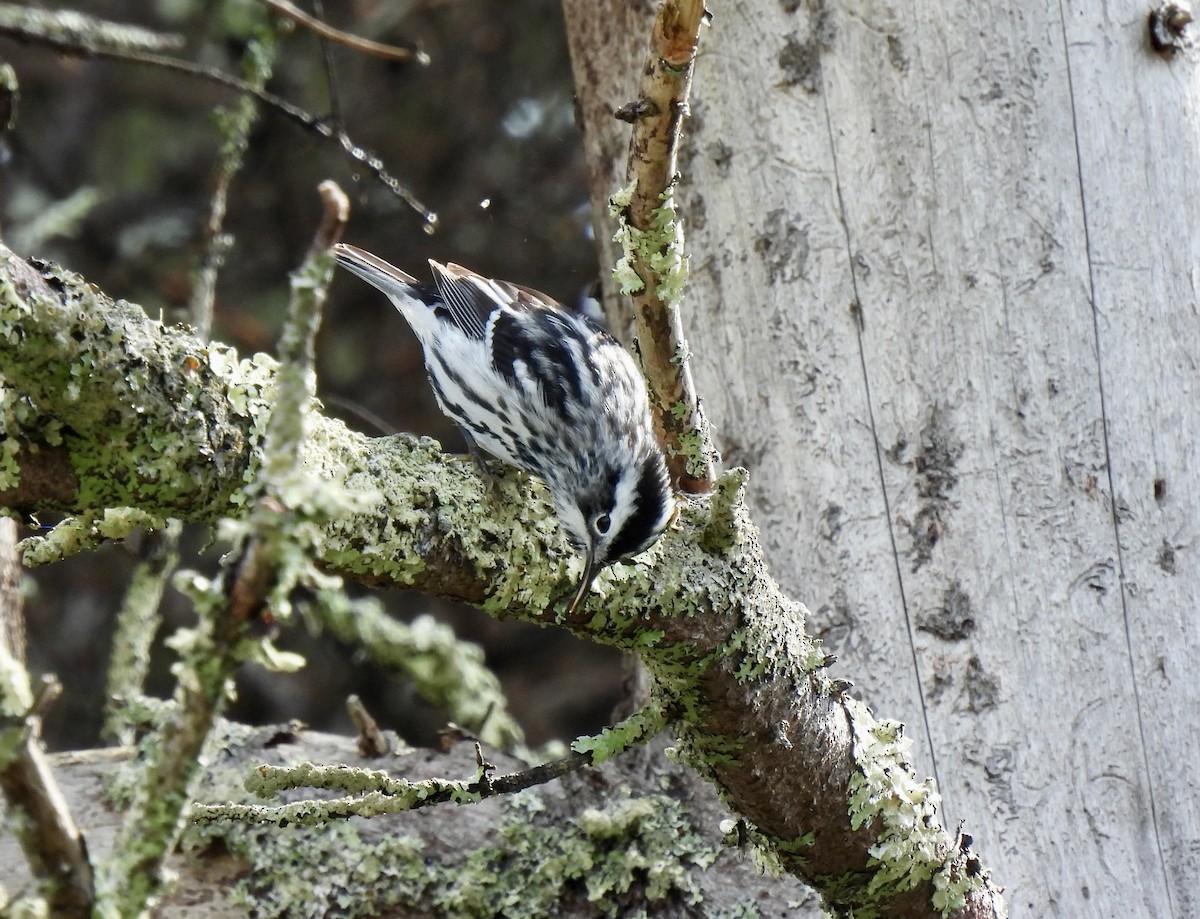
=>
[568,0,1195,915]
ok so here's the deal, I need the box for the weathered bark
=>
[566,0,1197,915]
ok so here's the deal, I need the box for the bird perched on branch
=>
[333,243,674,614]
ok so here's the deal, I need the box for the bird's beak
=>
[564,546,598,617]
[332,243,419,296]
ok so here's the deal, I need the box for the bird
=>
[332,242,675,615]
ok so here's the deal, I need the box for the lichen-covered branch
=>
[192,705,664,827]
[0,518,94,916]
[102,520,180,745]
[0,250,1005,917]
[611,0,716,493]
[92,188,347,915]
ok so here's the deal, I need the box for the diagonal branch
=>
[0,519,93,916]
[613,0,716,494]
[0,12,435,225]
[256,0,426,63]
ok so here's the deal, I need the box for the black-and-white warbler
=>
[332,243,675,613]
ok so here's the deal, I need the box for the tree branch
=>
[0,518,93,916]
[0,248,1005,916]
[0,3,184,55]
[612,0,716,493]
[93,184,346,914]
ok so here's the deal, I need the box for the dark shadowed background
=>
[2,0,631,751]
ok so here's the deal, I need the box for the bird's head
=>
[556,450,674,616]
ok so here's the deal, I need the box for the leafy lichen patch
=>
[844,698,991,916]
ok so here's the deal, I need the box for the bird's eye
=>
[594,513,611,534]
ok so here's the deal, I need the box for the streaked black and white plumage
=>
[332,243,674,614]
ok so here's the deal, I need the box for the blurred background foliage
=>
[3,0,631,751]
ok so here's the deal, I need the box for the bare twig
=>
[0,518,94,916]
[0,23,436,226]
[309,0,343,124]
[311,179,350,257]
[258,0,427,63]
[346,695,392,758]
[616,0,715,493]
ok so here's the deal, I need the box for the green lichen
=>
[844,698,987,917]
[608,179,643,294]
[718,816,790,878]
[0,641,33,724]
[438,789,720,918]
[0,434,17,492]
[608,181,690,309]
[0,385,67,494]
[197,819,431,919]
[181,737,737,919]
[19,507,164,566]
[0,891,49,919]
[700,467,748,555]
[570,702,665,765]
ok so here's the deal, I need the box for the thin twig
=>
[0,24,436,226]
[0,518,94,916]
[346,695,393,758]
[257,0,427,63]
[309,0,343,123]
[616,0,715,493]
[310,179,350,258]
[191,705,666,826]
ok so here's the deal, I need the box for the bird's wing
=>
[426,261,503,340]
